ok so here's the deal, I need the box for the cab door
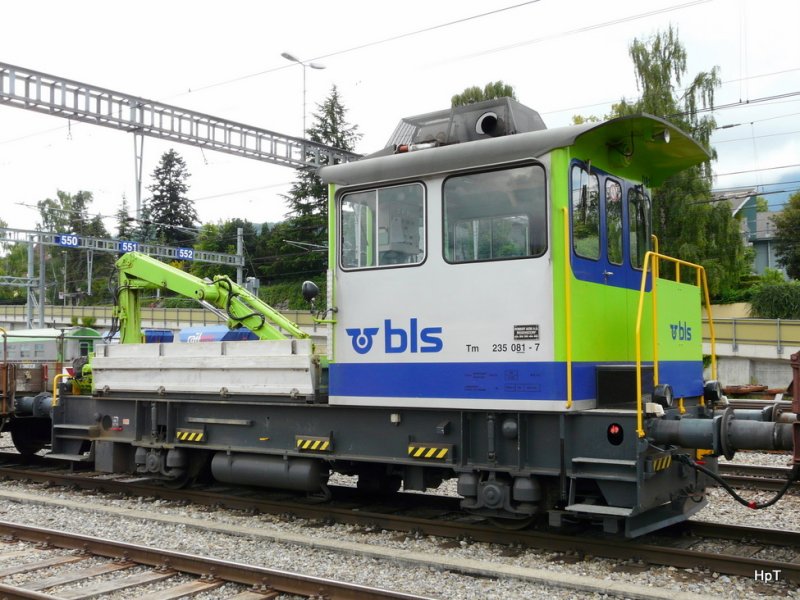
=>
[569,163,643,364]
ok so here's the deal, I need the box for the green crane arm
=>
[114,252,308,344]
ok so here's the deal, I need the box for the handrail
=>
[0,304,321,329]
[51,373,70,408]
[701,317,800,348]
[562,208,573,409]
[650,236,660,386]
[634,251,717,437]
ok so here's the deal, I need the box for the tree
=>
[192,218,259,280]
[773,191,800,279]
[115,195,134,239]
[35,190,114,304]
[142,149,198,246]
[755,196,769,212]
[451,81,516,107]
[263,86,360,283]
[610,27,749,299]
[0,217,27,304]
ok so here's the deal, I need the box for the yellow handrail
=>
[634,251,716,437]
[650,237,660,386]
[51,373,70,408]
[700,269,718,399]
[562,208,573,409]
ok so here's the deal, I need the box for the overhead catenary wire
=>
[0,0,797,235]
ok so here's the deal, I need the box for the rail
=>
[634,251,717,437]
[703,318,800,354]
[0,303,319,329]
[3,305,795,350]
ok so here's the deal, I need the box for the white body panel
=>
[93,339,317,397]
[330,168,565,410]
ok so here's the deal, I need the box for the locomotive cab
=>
[320,99,790,536]
[323,100,708,412]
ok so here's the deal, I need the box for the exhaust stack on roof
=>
[385,97,547,150]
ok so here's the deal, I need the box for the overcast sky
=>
[0,0,798,236]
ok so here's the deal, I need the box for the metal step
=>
[565,503,634,517]
[570,456,638,482]
[46,453,93,463]
[53,423,99,437]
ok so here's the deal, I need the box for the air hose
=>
[676,453,800,510]
[218,278,266,330]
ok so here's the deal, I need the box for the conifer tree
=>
[262,86,360,282]
[143,149,198,246]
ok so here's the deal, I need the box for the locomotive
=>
[16,99,798,537]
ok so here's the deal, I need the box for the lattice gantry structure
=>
[0,62,361,170]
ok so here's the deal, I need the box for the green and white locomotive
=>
[43,99,796,537]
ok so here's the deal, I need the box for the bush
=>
[261,277,327,311]
[749,282,800,319]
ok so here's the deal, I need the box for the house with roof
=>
[712,187,785,276]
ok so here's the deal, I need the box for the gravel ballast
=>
[0,451,795,599]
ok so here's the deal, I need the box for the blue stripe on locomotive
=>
[329,360,702,402]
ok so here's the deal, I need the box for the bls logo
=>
[670,321,692,341]
[347,327,380,354]
[346,319,443,355]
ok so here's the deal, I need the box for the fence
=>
[701,318,800,354]
[0,304,318,329]
[2,305,798,352]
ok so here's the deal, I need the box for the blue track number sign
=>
[119,241,139,253]
[177,247,194,260]
[57,234,80,247]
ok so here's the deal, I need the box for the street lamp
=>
[281,52,325,138]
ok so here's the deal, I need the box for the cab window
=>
[606,179,623,266]
[340,183,425,270]
[570,165,600,260]
[443,164,546,263]
[628,186,651,269]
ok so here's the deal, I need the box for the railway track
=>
[718,462,798,491]
[0,456,797,588]
[0,520,427,600]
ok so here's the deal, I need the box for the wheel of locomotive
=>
[160,471,194,489]
[159,450,212,489]
[488,516,537,530]
[9,418,50,457]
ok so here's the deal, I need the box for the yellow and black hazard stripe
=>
[295,435,333,452]
[650,454,672,471]
[176,428,205,443]
[407,443,452,461]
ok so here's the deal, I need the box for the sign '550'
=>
[57,234,81,247]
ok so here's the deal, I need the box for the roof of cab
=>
[320,114,709,188]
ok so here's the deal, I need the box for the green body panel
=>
[551,147,649,363]
[571,115,709,187]
[550,145,702,366]
[655,278,702,362]
[550,148,570,361]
